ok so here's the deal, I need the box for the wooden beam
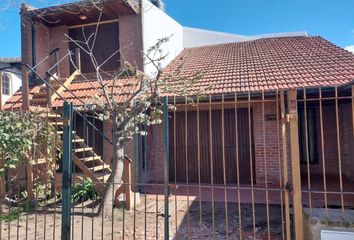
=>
[22,66,30,111]
[287,89,304,240]
[280,90,291,240]
[51,70,79,103]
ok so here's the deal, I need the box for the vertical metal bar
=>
[53,113,59,240]
[209,95,215,238]
[197,96,203,238]
[287,89,304,240]
[163,96,170,240]
[75,48,81,72]
[54,50,60,79]
[261,91,271,240]
[173,96,178,239]
[319,88,328,216]
[234,93,242,240]
[280,90,291,240]
[248,92,256,239]
[276,91,285,240]
[43,111,49,238]
[184,96,190,238]
[61,102,73,240]
[303,88,312,213]
[334,86,345,215]
[221,94,229,239]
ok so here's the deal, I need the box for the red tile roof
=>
[163,36,354,94]
[52,77,140,107]
[4,36,354,110]
[3,77,140,110]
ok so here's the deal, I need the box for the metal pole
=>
[163,96,169,240]
[62,102,73,240]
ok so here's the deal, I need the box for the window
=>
[299,107,318,164]
[2,73,11,95]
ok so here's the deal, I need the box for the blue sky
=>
[1,0,354,57]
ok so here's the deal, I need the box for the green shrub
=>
[72,178,97,202]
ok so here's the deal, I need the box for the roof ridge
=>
[183,35,318,50]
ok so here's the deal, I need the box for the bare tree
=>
[66,22,204,217]
[18,0,208,217]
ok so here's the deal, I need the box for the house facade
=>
[3,0,354,205]
[0,57,22,109]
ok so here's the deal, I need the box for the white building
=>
[0,58,22,107]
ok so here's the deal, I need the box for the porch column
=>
[287,89,304,240]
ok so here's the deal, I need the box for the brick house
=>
[3,0,354,196]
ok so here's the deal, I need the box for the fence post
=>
[280,90,291,240]
[61,102,73,240]
[287,89,304,240]
[163,96,169,240]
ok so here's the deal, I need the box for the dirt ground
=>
[0,196,285,240]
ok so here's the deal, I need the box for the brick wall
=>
[119,14,144,71]
[34,22,50,78]
[146,122,165,183]
[145,99,353,187]
[22,13,144,80]
[49,26,70,78]
[340,103,354,181]
[145,101,287,186]
[253,102,285,186]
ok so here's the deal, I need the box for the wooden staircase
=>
[30,71,111,191]
[48,111,112,191]
[30,70,79,107]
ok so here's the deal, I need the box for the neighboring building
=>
[3,0,354,200]
[0,57,22,108]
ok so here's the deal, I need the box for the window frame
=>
[2,73,11,96]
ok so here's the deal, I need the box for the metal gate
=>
[2,86,353,239]
[57,90,300,240]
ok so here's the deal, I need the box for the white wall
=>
[183,27,308,48]
[0,64,22,106]
[183,27,253,48]
[142,0,184,76]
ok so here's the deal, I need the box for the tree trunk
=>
[101,118,125,219]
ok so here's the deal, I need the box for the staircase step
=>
[57,130,76,135]
[79,156,100,162]
[30,158,48,165]
[49,122,64,126]
[89,165,111,172]
[72,139,84,143]
[98,174,111,182]
[73,147,93,153]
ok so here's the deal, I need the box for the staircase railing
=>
[25,56,113,145]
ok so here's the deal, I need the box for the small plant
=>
[72,178,97,202]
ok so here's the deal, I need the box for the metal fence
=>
[0,85,353,239]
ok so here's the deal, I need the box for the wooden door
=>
[169,108,254,184]
[68,22,120,74]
